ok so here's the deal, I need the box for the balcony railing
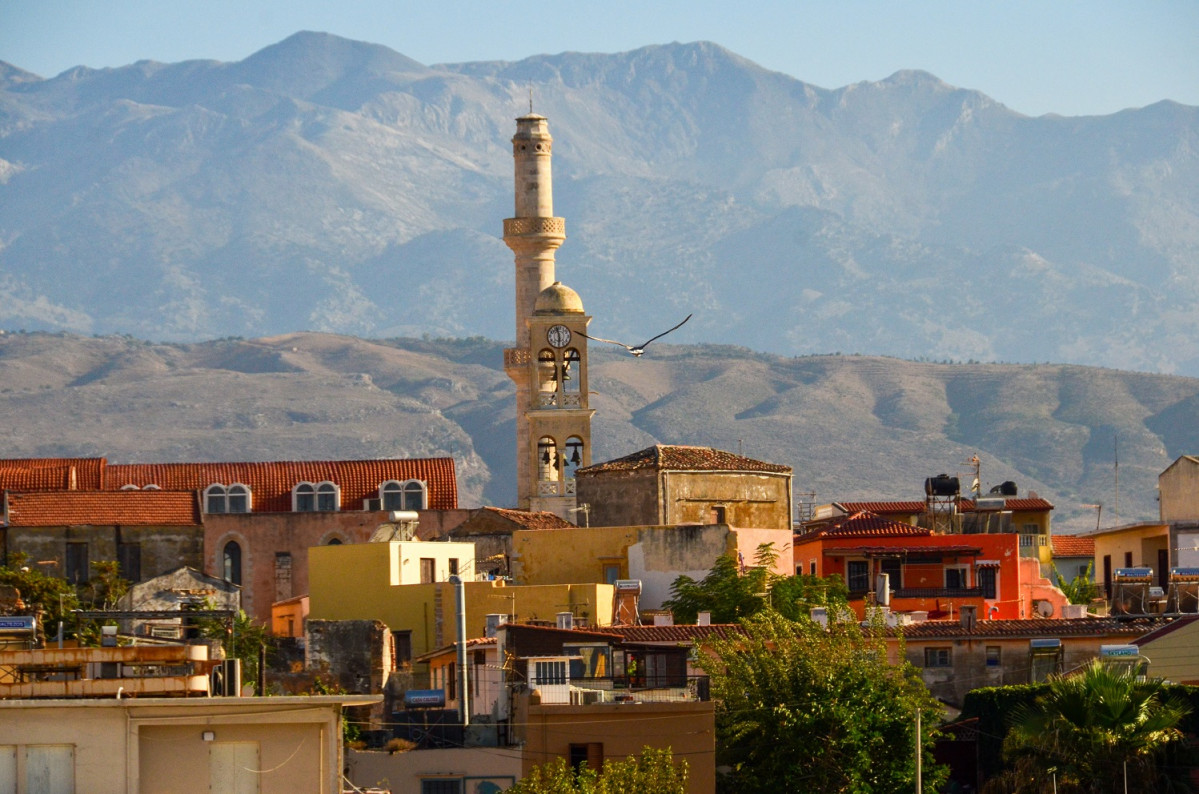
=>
[537,479,577,496]
[535,675,710,705]
[892,587,984,599]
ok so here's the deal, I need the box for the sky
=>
[2,1,1197,118]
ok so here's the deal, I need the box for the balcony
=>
[892,587,984,599]
[533,675,710,705]
[537,479,577,496]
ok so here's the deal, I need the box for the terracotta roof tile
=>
[796,511,929,542]
[107,458,457,512]
[0,466,78,492]
[6,490,202,527]
[480,507,576,530]
[1052,534,1095,557]
[599,624,745,644]
[889,617,1158,639]
[0,457,106,489]
[578,445,790,475]
[835,501,925,515]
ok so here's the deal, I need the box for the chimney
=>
[960,604,978,631]
[653,613,674,627]
[485,613,508,638]
[556,612,574,630]
[697,611,711,626]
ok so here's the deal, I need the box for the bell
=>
[541,449,551,464]
[570,447,581,465]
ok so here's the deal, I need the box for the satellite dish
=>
[1035,599,1055,618]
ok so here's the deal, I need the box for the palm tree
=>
[988,660,1192,793]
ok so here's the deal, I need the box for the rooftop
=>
[578,444,790,475]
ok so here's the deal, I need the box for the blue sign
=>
[404,689,446,708]
[0,616,36,631]
[1100,644,1140,658]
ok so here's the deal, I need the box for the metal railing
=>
[545,674,710,704]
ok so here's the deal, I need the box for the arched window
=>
[562,349,581,393]
[205,484,227,514]
[326,537,343,546]
[227,484,250,513]
[538,437,558,481]
[294,482,315,511]
[143,484,161,490]
[223,540,242,585]
[381,480,427,511]
[538,349,557,393]
[120,484,140,490]
[317,482,339,511]
[564,437,585,479]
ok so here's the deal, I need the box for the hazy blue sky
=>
[3,1,1196,117]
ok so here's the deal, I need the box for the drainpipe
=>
[452,575,470,727]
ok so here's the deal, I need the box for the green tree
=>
[664,545,848,624]
[987,660,1192,794]
[507,747,687,794]
[198,607,268,691]
[697,610,946,793]
[0,552,79,639]
[86,560,130,610]
[1052,561,1099,605]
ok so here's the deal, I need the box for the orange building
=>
[794,511,1068,620]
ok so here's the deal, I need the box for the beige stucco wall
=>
[1092,524,1170,591]
[0,696,365,794]
[1159,457,1199,522]
[347,746,523,793]
[309,542,614,657]
[661,471,792,530]
[1139,619,1199,684]
[577,469,661,527]
[514,699,715,794]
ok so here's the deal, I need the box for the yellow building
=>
[511,524,794,610]
[1087,522,1171,594]
[0,694,377,793]
[1134,615,1199,684]
[308,542,614,662]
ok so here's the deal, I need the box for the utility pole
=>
[915,708,922,794]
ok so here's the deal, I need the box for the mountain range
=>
[1,330,1194,534]
[2,33,1198,374]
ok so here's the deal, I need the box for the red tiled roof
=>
[0,466,77,492]
[890,617,1157,639]
[578,444,790,475]
[835,501,925,515]
[796,511,929,542]
[0,457,106,490]
[5,490,202,527]
[107,458,458,511]
[962,497,1054,512]
[599,624,745,644]
[479,507,576,530]
[1052,534,1095,557]
[823,544,984,557]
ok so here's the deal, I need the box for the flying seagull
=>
[577,314,692,357]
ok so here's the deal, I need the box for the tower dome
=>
[534,281,584,314]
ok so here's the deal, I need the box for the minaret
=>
[502,115,594,518]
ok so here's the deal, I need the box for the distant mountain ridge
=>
[0,331,1192,534]
[1,32,1198,374]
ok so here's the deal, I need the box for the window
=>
[205,484,227,513]
[1124,551,1134,567]
[420,780,463,794]
[532,659,567,685]
[393,630,412,668]
[223,540,242,585]
[65,543,88,584]
[945,565,969,590]
[709,505,726,524]
[603,563,621,585]
[809,559,817,576]
[924,647,952,668]
[227,484,249,513]
[847,560,870,593]
[420,558,435,584]
[879,559,902,589]
[986,646,1001,667]
[118,542,141,582]
[316,482,338,511]
[448,558,459,577]
[326,537,342,545]
[381,480,426,511]
[978,566,997,599]
[294,482,315,511]
[569,743,604,773]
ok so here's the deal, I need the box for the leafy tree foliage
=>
[985,660,1193,794]
[697,610,946,793]
[508,747,687,793]
[0,551,79,640]
[664,544,848,624]
[1052,561,1099,605]
[85,560,130,610]
[198,607,268,690]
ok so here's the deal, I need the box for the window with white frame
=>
[924,647,952,668]
[380,480,426,511]
[295,481,339,511]
[206,483,251,514]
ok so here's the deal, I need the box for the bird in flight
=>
[576,314,692,357]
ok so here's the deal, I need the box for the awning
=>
[975,559,1001,567]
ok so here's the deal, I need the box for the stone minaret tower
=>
[502,115,594,519]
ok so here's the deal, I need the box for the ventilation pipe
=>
[452,575,469,726]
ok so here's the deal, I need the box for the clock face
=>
[546,324,571,348]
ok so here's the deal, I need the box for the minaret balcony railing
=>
[505,348,532,368]
[503,217,565,237]
[561,393,583,408]
[535,392,583,409]
[537,392,558,408]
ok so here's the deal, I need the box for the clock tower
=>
[502,115,594,518]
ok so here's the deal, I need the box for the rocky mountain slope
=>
[2,34,1198,373]
[1,331,1192,533]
